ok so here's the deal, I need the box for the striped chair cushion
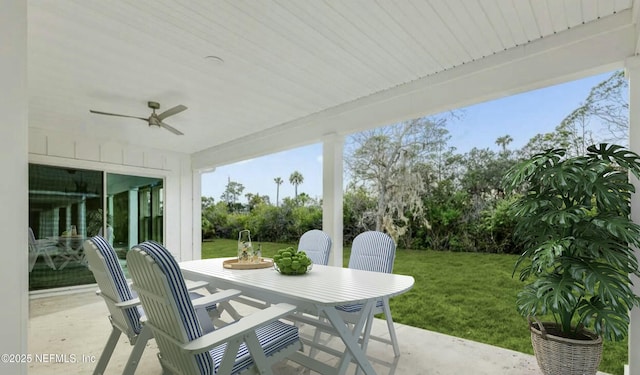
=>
[298,230,332,266]
[337,231,396,313]
[137,241,299,375]
[209,320,299,374]
[90,236,142,335]
[347,231,396,273]
[135,241,215,375]
[334,299,384,313]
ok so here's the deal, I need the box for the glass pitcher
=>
[237,230,254,263]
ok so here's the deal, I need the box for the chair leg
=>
[308,324,323,358]
[123,326,152,375]
[244,332,274,375]
[56,255,72,271]
[43,253,56,270]
[382,298,400,357]
[93,326,122,375]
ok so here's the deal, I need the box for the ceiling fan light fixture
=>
[89,101,186,135]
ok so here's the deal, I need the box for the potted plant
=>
[502,144,640,375]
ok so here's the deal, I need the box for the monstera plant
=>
[502,144,640,374]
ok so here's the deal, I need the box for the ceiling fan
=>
[90,101,186,135]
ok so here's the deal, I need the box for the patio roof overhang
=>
[6,1,640,374]
[25,0,639,168]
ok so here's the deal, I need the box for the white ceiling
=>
[28,0,636,159]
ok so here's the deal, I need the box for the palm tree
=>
[273,177,283,207]
[495,134,513,153]
[289,171,304,198]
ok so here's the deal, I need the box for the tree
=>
[245,193,270,211]
[220,178,245,211]
[273,177,283,206]
[293,192,313,206]
[201,197,230,239]
[571,70,628,143]
[495,134,513,153]
[519,70,628,159]
[201,197,216,237]
[343,184,377,244]
[518,128,573,159]
[460,148,502,195]
[289,171,304,198]
[345,116,450,240]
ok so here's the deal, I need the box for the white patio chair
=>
[128,241,302,375]
[28,227,57,272]
[337,231,400,357]
[297,229,332,266]
[85,236,241,375]
[295,229,332,351]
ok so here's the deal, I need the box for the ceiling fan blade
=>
[159,121,184,135]
[89,110,147,121]
[157,104,187,121]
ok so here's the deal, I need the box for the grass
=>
[202,239,627,375]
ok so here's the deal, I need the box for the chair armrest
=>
[181,303,297,354]
[114,297,141,309]
[185,279,210,291]
[96,290,140,309]
[191,289,241,310]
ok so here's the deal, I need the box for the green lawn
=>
[202,239,627,375]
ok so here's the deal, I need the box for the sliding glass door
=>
[106,173,163,254]
[28,165,103,290]
[28,164,164,290]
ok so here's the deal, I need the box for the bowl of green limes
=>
[273,247,312,275]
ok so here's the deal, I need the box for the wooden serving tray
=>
[223,258,274,270]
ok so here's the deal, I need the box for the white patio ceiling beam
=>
[192,10,635,171]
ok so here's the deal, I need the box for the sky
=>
[201,70,616,204]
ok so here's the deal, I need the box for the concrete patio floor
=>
[27,288,607,375]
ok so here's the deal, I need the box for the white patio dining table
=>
[55,235,87,270]
[179,257,415,375]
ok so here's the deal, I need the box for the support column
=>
[78,196,86,237]
[107,195,114,223]
[51,209,59,238]
[627,56,640,375]
[322,134,344,267]
[38,213,47,237]
[129,188,139,250]
[65,205,72,233]
[193,166,216,261]
[0,1,28,373]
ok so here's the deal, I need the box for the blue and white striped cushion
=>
[137,241,299,375]
[336,231,395,313]
[298,230,332,266]
[347,231,396,273]
[135,241,214,375]
[90,236,143,335]
[334,299,384,313]
[209,320,299,374]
